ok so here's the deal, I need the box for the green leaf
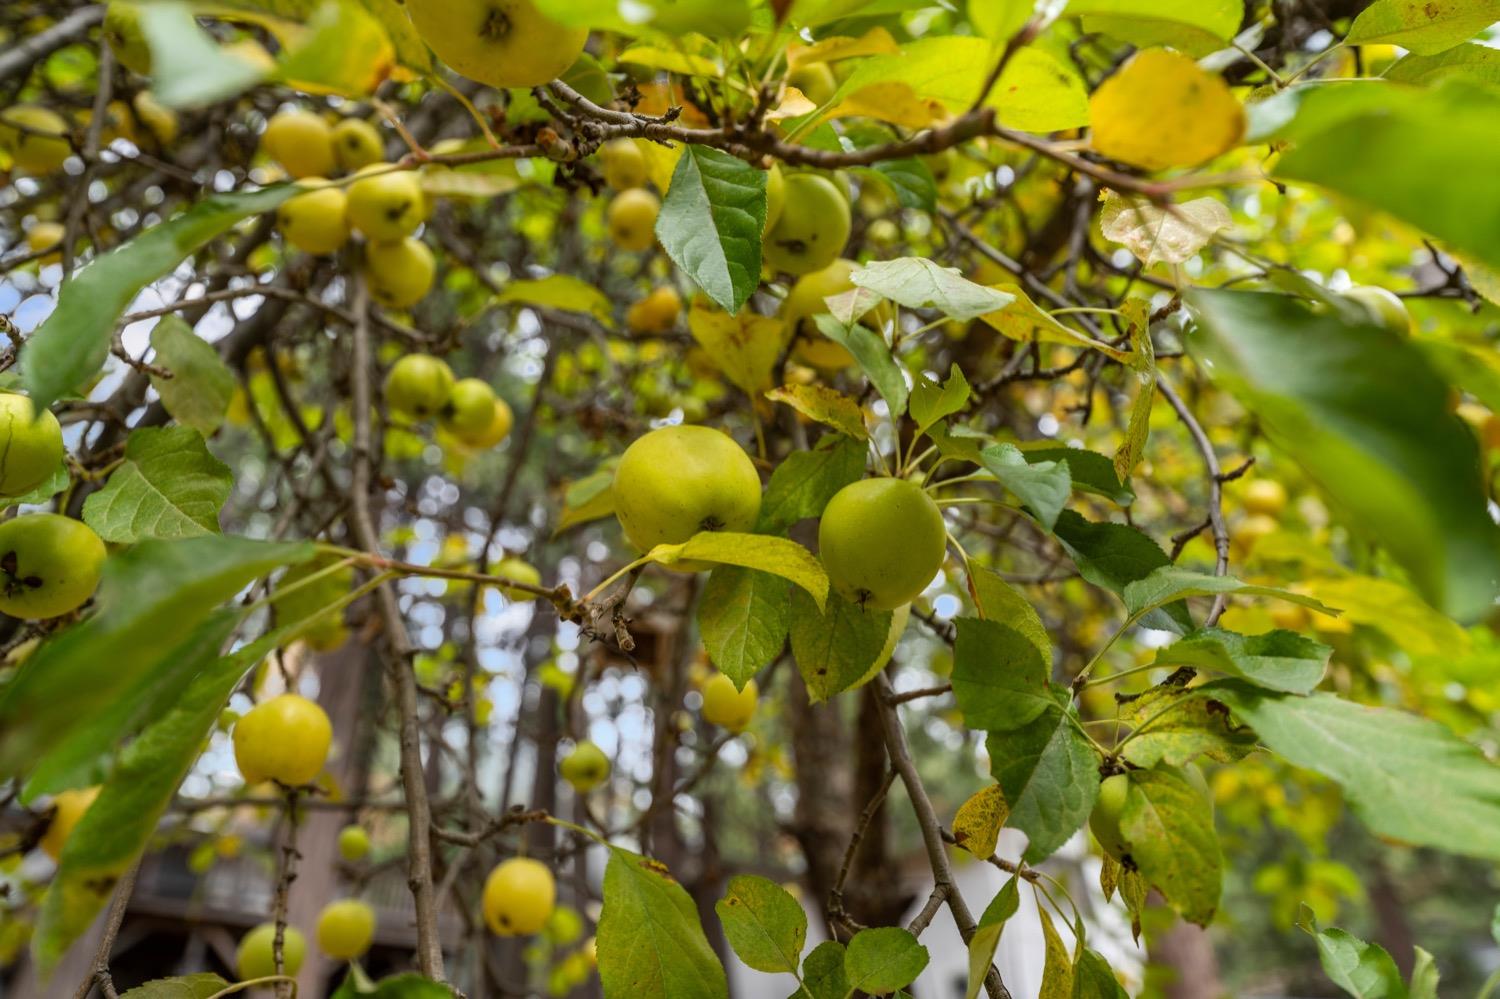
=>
[798,941,850,999]
[1300,574,1467,659]
[813,313,909,417]
[654,532,826,610]
[765,384,869,440]
[1300,910,1407,999]
[757,436,868,534]
[699,567,791,691]
[851,258,1015,322]
[535,0,751,35]
[4,463,69,507]
[844,926,929,995]
[983,48,1091,132]
[1037,906,1074,999]
[272,0,393,97]
[22,611,239,800]
[969,565,1050,664]
[496,275,615,327]
[1117,767,1222,926]
[1188,288,1500,622]
[139,3,266,109]
[861,157,937,212]
[1386,43,1500,86]
[1122,566,1333,621]
[790,588,893,702]
[0,536,312,783]
[715,874,807,975]
[599,848,729,999]
[952,617,1054,732]
[1269,80,1500,272]
[910,364,971,438]
[966,877,1019,999]
[1409,948,1439,999]
[1118,685,1258,768]
[34,609,258,969]
[985,694,1100,863]
[1114,300,1154,482]
[1019,446,1133,504]
[149,317,235,436]
[330,971,458,998]
[22,184,295,411]
[1155,627,1330,695]
[1073,949,1129,999]
[1065,0,1244,56]
[82,427,232,542]
[1211,682,1500,861]
[656,145,766,315]
[978,443,1070,531]
[118,974,232,999]
[1053,511,1192,633]
[1346,0,1500,54]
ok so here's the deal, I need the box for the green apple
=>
[483,857,555,936]
[346,167,426,242]
[276,180,349,256]
[0,514,106,619]
[337,824,370,861]
[763,173,850,276]
[365,237,436,309]
[384,354,455,421]
[236,923,306,981]
[606,188,660,252]
[332,118,385,173]
[559,740,611,792]
[1090,773,1131,861]
[261,109,335,180]
[316,899,376,959]
[441,378,498,439]
[611,425,761,568]
[818,478,946,610]
[0,393,64,497]
[701,674,757,732]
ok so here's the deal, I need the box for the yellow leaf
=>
[619,45,720,78]
[828,82,949,129]
[788,27,900,68]
[765,384,869,439]
[638,139,683,196]
[1088,48,1245,170]
[687,301,783,397]
[953,784,1009,858]
[979,283,1130,361]
[766,88,820,122]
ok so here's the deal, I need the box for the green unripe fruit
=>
[1344,285,1411,336]
[765,164,786,232]
[606,188,660,252]
[346,167,426,242]
[491,556,541,601]
[483,857,555,936]
[365,237,436,309]
[1090,773,1131,861]
[384,354,455,421]
[0,514,106,619]
[236,923,306,981]
[338,824,371,861]
[763,173,850,276]
[232,693,332,786]
[788,62,838,105]
[598,138,647,191]
[276,180,349,256]
[332,118,385,173]
[611,425,761,570]
[559,740,611,792]
[316,899,376,959]
[818,478,947,611]
[0,394,64,497]
[0,105,72,175]
[701,674,757,732]
[440,378,498,439]
[780,258,893,370]
[103,2,152,75]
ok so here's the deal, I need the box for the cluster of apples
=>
[262,109,439,311]
[608,424,940,726]
[382,354,513,451]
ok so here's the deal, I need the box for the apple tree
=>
[2,1,1500,997]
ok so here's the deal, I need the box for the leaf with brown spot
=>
[953,784,1009,858]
